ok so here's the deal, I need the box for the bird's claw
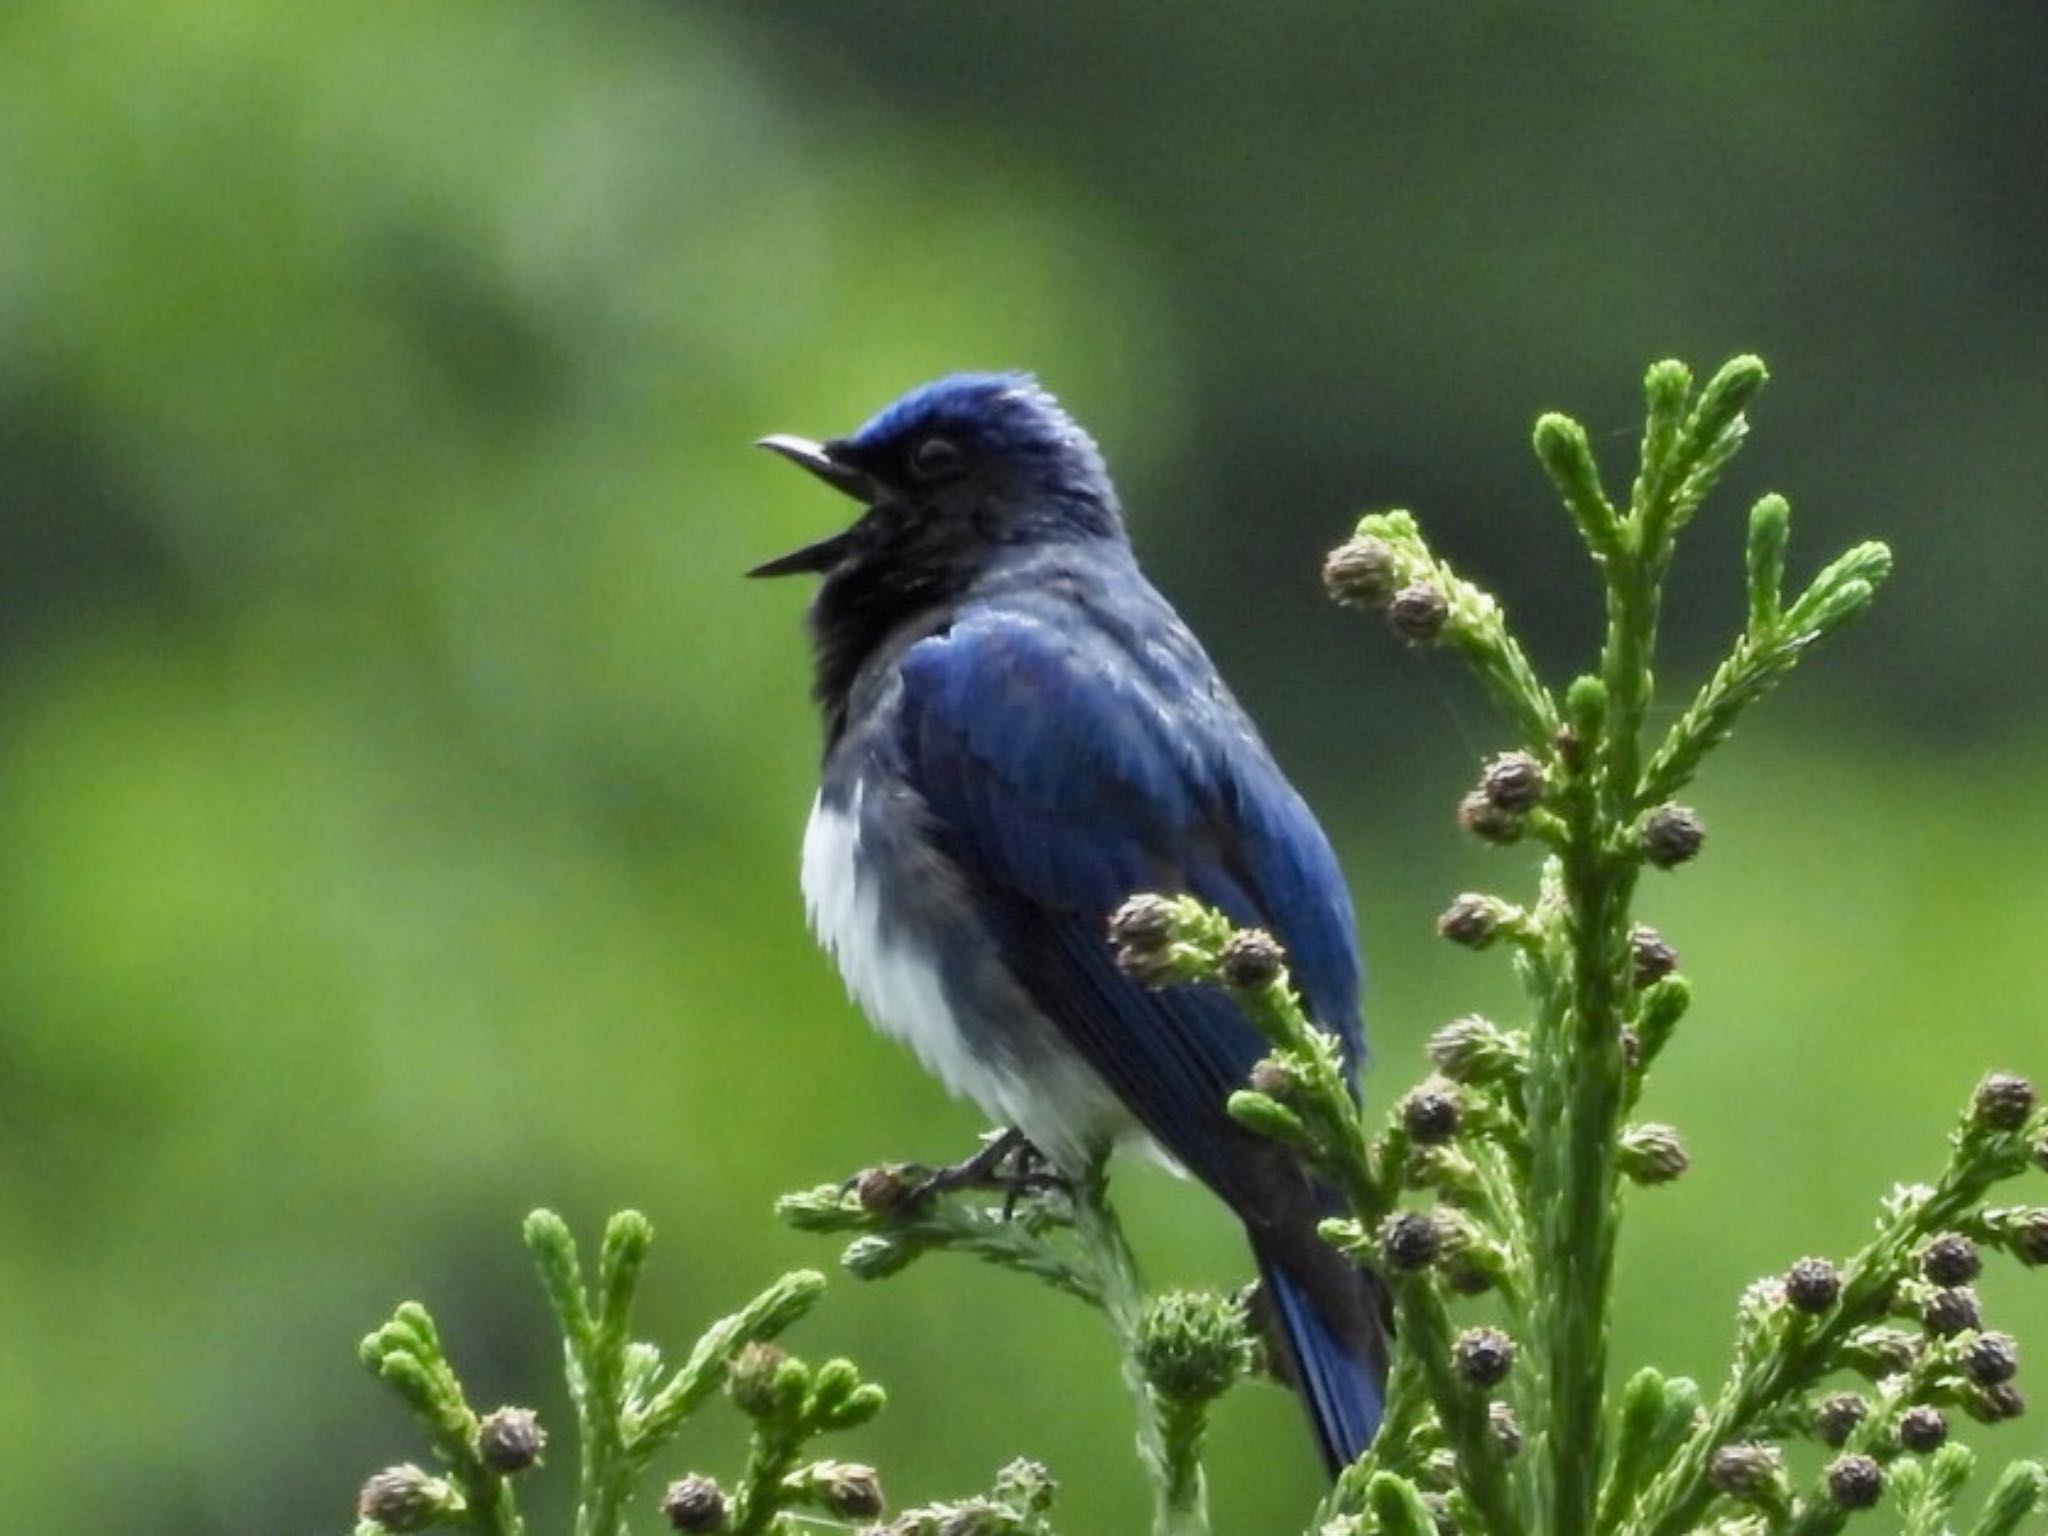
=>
[898,1127,1069,1217]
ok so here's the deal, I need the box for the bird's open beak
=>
[749,434,880,577]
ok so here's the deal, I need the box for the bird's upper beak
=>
[749,434,880,578]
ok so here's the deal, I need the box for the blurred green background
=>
[3,3,2045,1531]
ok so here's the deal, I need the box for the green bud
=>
[1137,1291,1253,1404]
[1364,1472,1441,1536]
[1631,977,1691,1070]
[1619,1123,1689,1185]
[1565,674,1608,744]
[1227,1089,1314,1149]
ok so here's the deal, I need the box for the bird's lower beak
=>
[750,434,880,577]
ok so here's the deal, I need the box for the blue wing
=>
[892,590,1363,1207]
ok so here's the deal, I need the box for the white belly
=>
[800,790,1134,1170]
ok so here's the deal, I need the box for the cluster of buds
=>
[867,1459,1057,1536]
[354,1408,549,1532]
[1322,531,1451,646]
[1457,749,1550,846]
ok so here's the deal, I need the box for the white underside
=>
[801,791,1140,1172]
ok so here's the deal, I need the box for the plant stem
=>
[1070,1168,1208,1536]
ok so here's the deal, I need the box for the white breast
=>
[799,790,1134,1170]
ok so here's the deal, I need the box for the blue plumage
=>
[757,374,1388,1474]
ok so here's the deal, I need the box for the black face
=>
[753,372,1124,742]
[750,371,1119,581]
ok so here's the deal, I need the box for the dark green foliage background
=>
[2,4,2043,1532]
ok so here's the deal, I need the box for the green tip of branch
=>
[1365,1471,1440,1536]
[1745,494,1792,629]
[1533,413,1621,556]
[1644,358,1693,403]
[1971,1459,2048,1536]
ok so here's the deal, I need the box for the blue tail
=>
[1256,1245,1389,1476]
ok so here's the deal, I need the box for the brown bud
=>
[1825,1454,1884,1511]
[1438,894,1505,949]
[1920,1233,1982,1286]
[1630,926,1679,987]
[1457,789,1525,845]
[1709,1442,1785,1500]
[1379,1211,1440,1272]
[1388,584,1449,643]
[359,1466,450,1533]
[1964,1381,2027,1423]
[1401,1087,1463,1145]
[477,1407,546,1473]
[1323,537,1400,609]
[1479,751,1546,813]
[818,1462,885,1520]
[855,1164,914,1215]
[1965,1331,2020,1386]
[1921,1286,1982,1338]
[1218,929,1286,990]
[1641,804,1705,869]
[662,1476,728,1532]
[1896,1405,1948,1453]
[1975,1073,2037,1131]
[2007,1208,2048,1266]
[1811,1392,1868,1448]
[1784,1258,1842,1314]
[1453,1328,1515,1388]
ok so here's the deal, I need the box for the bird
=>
[752,372,1388,1474]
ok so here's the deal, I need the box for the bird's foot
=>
[903,1127,1069,1216]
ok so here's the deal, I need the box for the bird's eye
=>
[908,434,964,481]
